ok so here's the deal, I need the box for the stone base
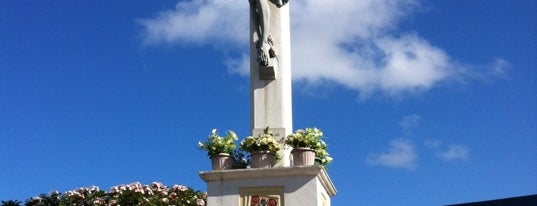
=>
[199,166,336,206]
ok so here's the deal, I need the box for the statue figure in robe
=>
[250,0,289,66]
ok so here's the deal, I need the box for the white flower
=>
[162,198,169,203]
[89,185,100,193]
[64,191,73,197]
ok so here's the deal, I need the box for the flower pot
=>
[250,151,275,168]
[210,153,233,170]
[291,147,315,166]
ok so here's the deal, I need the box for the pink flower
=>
[169,192,177,199]
[130,182,142,189]
[110,186,119,194]
[144,187,154,195]
[160,190,169,196]
[151,182,165,191]
[172,184,189,192]
[93,198,106,205]
[196,198,205,206]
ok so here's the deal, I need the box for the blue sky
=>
[1,0,536,205]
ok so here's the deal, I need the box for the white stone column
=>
[250,0,293,167]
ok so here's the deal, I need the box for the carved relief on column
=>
[240,187,284,206]
[248,195,279,206]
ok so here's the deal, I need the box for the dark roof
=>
[446,194,537,206]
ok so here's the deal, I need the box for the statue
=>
[249,0,289,66]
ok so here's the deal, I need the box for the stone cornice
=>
[199,166,337,197]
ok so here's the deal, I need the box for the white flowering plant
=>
[198,129,238,156]
[240,127,281,156]
[285,127,323,148]
[314,139,333,167]
[21,182,207,206]
[286,127,332,167]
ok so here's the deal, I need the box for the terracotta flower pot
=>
[250,151,275,168]
[210,153,233,170]
[291,147,315,166]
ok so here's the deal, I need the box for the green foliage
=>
[314,139,333,167]
[1,200,22,206]
[232,149,250,169]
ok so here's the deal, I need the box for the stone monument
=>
[250,0,293,167]
[199,1,336,205]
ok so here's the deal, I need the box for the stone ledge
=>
[199,166,337,197]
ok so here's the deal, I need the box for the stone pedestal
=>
[199,166,336,206]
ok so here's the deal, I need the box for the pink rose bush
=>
[20,182,206,206]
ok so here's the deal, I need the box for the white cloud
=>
[366,117,470,170]
[439,144,469,161]
[138,0,505,99]
[424,140,470,162]
[367,139,418,170]
[490,58,510,77]
[399,114,421,131]
[424,139,441,149]
[225,53,250,76]
[138,0,248,45]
